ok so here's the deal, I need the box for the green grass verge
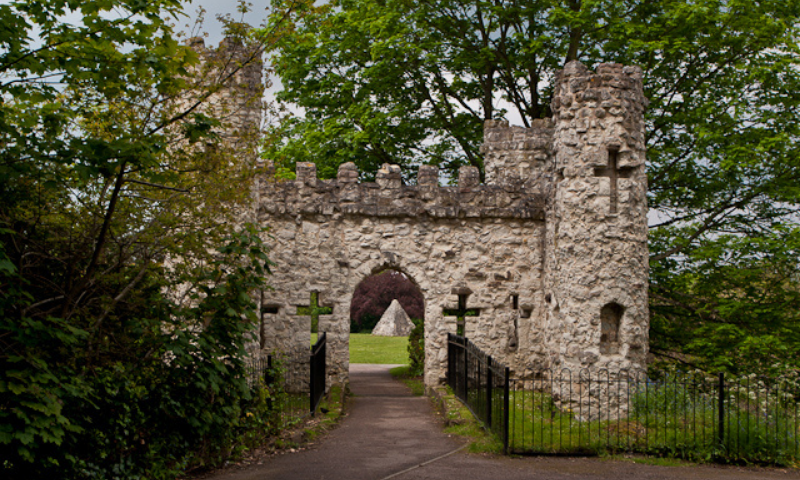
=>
[303,385,346,442]
[274,384,347,450]
[311,333,409,365]
[438,386,504,455]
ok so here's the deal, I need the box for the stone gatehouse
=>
[255,61,649,388]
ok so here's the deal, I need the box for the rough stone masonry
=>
[250,60,649,391]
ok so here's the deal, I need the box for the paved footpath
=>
[207,364,800,480]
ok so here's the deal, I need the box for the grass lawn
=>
[349,333,409,364]
[313,332,409,364]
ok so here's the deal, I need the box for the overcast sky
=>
[179,1,293,114]
[180,1,272,46]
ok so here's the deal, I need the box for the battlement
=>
[481,118,554,186]
[258,161,546,220]
[186,36,263,82]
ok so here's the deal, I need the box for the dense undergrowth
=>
[1,229,279,479]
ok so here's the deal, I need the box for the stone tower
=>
[481,61,649,375]
[184,36,263,150]
[543,61,649,372]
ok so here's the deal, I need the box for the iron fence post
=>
[446,334,451,388]
[486,356,493,429]
[266,355,274,411]
[718,372,725,449]
[463,337,469,401]
[503,367,510,455]
[309,332,326,417]
[310,347,317,416]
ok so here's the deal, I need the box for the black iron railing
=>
[507,370,800,464]
[246,331,328,429]
[310,332,327,415]
[447,333,510,453]
[447,334,800,464]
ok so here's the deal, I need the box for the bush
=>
[350,314,380,333]
[0,227,272,479]
[408,319,425,376]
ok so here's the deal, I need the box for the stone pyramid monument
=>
[372,299,415,337]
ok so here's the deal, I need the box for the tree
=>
[267,0,800,373]
[350,270,424,332]
[0,1,284,476]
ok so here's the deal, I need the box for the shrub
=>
[0,227,272,479]
[350,313,381,333]
[408,319,425,376]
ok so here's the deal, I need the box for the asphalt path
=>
[205,364,800,480]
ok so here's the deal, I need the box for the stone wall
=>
[254,162,548,386]
[254,61,649,392]
[481,118,553,189]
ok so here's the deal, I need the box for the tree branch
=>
[92,261,150,332]
[125,179,189,193]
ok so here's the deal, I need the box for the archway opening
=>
[348,269,424,370]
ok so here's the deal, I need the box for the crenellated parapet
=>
[481,118,554,187]
[258,162,546,221]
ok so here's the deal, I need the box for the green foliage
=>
[1,226,273,478]
[265,0,800,374]
[407,319,425,376]
[351,313,380,333]
[246,355,307,435]
[0,1,276,477]
[650,230,800,375]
